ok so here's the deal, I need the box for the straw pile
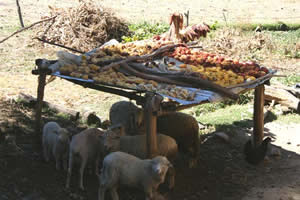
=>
[198,27,275,62]
[35,1,129,52]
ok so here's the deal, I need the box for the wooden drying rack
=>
[32,60,270,159]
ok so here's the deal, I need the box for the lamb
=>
[109,101,144,135]
[66,128,105,190]
[66,125,125,190]
[156,112,200,167]
[103,132,177,190]
[42,121,71,171]
[98,151,172,200]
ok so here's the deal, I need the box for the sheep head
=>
[150,156,172,183]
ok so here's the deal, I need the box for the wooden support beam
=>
[66,79,146,104]
[144,93,163,158]
[35,70,47,137]
[253,85,265,148]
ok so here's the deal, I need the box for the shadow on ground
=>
[0,99,299,200]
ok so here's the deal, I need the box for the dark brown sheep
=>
[156,112,200,167]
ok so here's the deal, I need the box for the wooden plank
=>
[264,85,300,112]
[253,85,265,147]
[144,93,163,158]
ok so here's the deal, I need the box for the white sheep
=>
[65,128,105,190]
[103,132,177,190]
[98,151,172,200]
[42,121,71,170]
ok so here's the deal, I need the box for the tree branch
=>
[0,16,57,44]
[34,37,84,54]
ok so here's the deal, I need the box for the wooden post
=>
[144,93,163,158]
[16,0,24,28]
[184,10,189,27]
[35,70,47,136]
[253,85,265,148]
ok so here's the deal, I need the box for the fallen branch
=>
[34,37,84,54]
[17,92,80,120]
[0,16,57,44]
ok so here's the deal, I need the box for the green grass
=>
[122,21,169,42]
[276,112,300,124]
[267,29,300,58]
[272,75,300,86]
[195,104,253,127]
[232,22,300,31]
[210,21,300,31]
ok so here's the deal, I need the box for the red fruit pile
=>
[169,47,269,78]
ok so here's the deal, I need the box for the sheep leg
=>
[98,185,106,200]
[63,154,68,171]
[144,188,153,200]
[66,152,74,189]
[55,155,61,170]
[79,156,88,190]
[110,188,119,200]
[43,144,50,162]
[95,155,100,176]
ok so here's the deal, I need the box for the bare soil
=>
[99,0,300,24]
[0,98,300,200]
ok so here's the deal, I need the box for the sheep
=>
[98,151,172,200]
[109,101,144,135]
[66,128,105,190]
[103,131,177,190]
[109,101,200,166]
[103,133,178,161]
[42,121,71,171]
[156,112,200,168]
[66,125,125,190]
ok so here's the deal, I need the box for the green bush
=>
[122,22,169,42]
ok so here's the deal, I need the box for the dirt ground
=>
[1,0,300,200]
[0,98,300,200]
[99,0,300,24]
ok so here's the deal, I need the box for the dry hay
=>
[198,27,276,62]
[34,1,130,52]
